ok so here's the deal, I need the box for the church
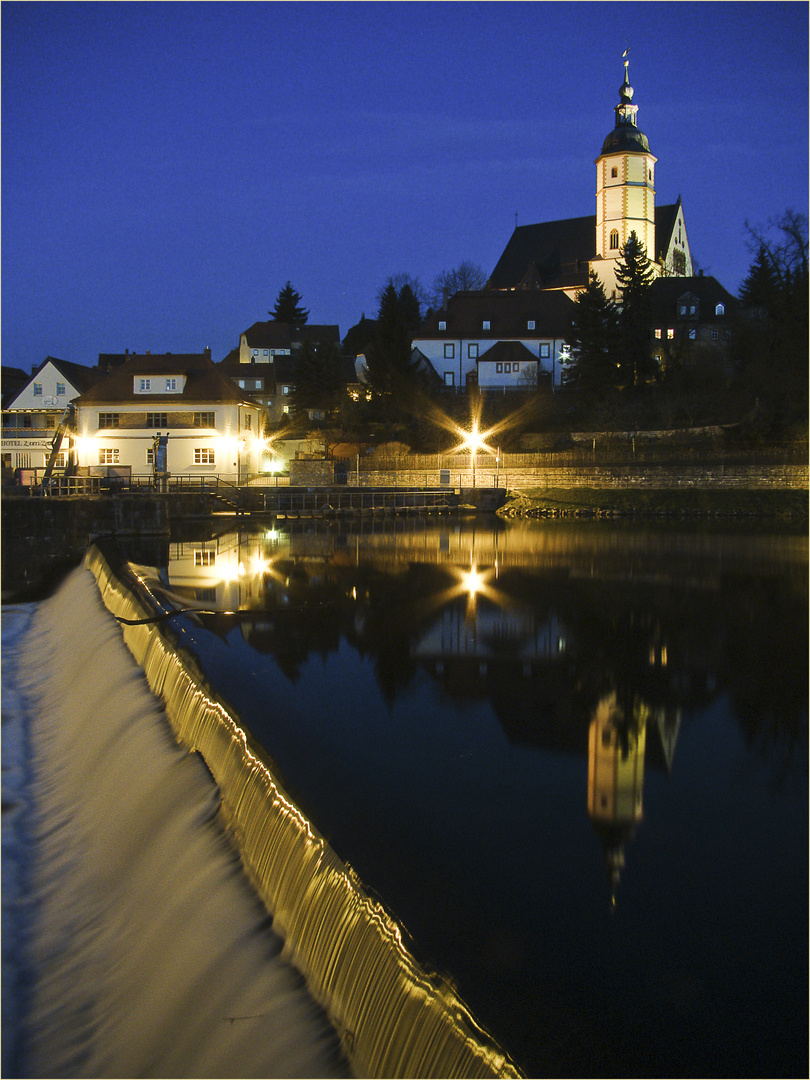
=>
[413,58,698,391]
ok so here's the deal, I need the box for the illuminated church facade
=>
[414,58,695,390]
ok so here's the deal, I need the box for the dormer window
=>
[527,320,535,330]
[716,303,725,316]
[439,320,446,331]
[165,378,176,391]
[483,320,490,330]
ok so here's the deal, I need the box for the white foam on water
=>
[6,569,350,1078]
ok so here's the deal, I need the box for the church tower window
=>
[610,230,620,250]
[611,166,618,178]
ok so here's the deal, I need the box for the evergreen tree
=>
[270,281,309,327]
[564,271,620,398]
[363,280,425,407]
[289,341,344,420]
[615,232,656,388]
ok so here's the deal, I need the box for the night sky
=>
[3,1,807,371]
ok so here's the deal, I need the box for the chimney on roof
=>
[699,269,704,276]
[204,346,211,361]
[146,350,151,355]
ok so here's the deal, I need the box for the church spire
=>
[615,48,640,130]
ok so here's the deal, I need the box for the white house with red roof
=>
[72,350,265,482]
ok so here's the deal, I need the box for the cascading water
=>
[7,545,521,1078]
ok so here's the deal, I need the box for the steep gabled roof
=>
[241,321,341,349]
[31,356,103,394]
[478,341,538,365]
[417,289,575,339]
[487,204,683,289]
[648,275,738,321]
[74,352,253,406]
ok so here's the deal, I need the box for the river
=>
[4,514,808,1076]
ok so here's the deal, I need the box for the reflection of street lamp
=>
[463,420,487,486]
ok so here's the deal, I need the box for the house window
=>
[165,378,177,391]
[483,320,490,330]
[243,414,252,430]
[504,363,511,374]
[527,320,535,330]
[193,412,215,427]
[139,378,151,391]
[194,448,215,465]
[444,343,455,359]
[252,349,258,357]
[33,383,42,396]
[539,343,550,359]
[716,303,725,316]
[53,452,66,469]
[654,329,662,339]
[282,405,291,414]
[15,452,31,468]
[99,448,119,465]
[56,382,66,395]
[468,343,478,359]
[263,350,269,356]
[439,320,447,331]
[194,550,216,567]
[496,363,503,374]
[667,329,675,339]
[98,413,120,428]
[711,329,719,341]
[689,305,697,315]
[146,412,168,427]
[689,329,697,340]
[282,385,291,395]
[45,416,55,429]
[609,230,619,250]
[444,372,454,387]
[611,166,618,178]
[679,304,687,316]
[146,448,155,465]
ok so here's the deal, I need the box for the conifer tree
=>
[270,281,309,327]
[615,232,656,388]
[564,270,620,398]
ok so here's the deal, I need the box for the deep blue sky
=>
[3,2,807,370]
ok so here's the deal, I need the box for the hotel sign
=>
[1,438,52,450]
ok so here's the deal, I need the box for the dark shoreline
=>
[498,486,809,519]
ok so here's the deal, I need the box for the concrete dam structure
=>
[4,544,521,1078]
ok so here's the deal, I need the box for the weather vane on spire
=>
[622,46,630,76]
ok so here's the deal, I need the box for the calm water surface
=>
[101,519,810,1074]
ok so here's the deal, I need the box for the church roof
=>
[488,204,682,290]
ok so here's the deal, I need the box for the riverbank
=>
[498,486,809,519]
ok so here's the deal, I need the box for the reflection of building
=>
[587,693,682,905]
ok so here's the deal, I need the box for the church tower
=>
[594,55,657,294]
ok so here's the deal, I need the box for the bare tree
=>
[430,261,487,308]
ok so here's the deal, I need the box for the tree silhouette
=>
[270,281,309,327]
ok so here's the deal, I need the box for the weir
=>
[71,540,521,1078]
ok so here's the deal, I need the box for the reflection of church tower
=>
[594,54,657,296]
[587,692,647,906]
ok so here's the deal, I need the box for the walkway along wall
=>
[84,541,522,1080]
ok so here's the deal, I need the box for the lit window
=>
[238,379,245,388]
[539,343,550,359]
[56,382,66,395]
[468,343,478,359]
[194,448,215,465]
[99,448,119,464]
[527,320,535,330]
[33,383,42,396]
[716,303,725,316]
[667,329,675,339]
[282,385,291,395]
[655,329,662,339]
[609,230,619,250]
[444,343,454,359]
[483,320,490,330]
[282,405,291,414]
[146,412,168,427]
[439,320,447,331]
[194,550,215,566]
